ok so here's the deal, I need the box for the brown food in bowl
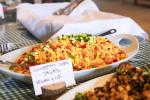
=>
[74,62,150,100]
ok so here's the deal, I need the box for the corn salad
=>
[10,34,127,74]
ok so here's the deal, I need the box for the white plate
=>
[57,73,115,100]
[0,34,139,83]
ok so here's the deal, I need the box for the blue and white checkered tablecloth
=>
[0,23,40,48]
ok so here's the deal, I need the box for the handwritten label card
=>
[30,59,76,96]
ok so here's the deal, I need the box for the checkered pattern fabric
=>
[129,41,150,67]
[0,74,39,100]
[0,23,40,48]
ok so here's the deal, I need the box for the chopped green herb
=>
[69,54,75,59]
[9,66,15,70]
[74,92,87,100]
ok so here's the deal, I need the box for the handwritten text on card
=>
[30,59,76,96]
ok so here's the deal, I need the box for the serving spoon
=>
[95,29,116,36]
[0,59,27,67]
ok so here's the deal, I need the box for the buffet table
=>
[0,22,150,100]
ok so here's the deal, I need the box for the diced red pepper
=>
[82,50,87,58]
[50,43,57,49]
